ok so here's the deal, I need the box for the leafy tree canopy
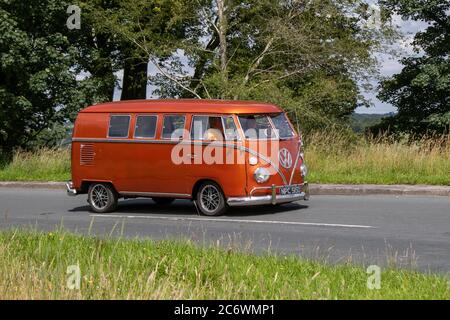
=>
[0,0,119,153]
[94,0,395,131]
[376,0,450,134]
[0,0,396,153]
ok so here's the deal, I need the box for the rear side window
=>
[108,115,130,138]
[191,116,225,141]
[134,115,157,138]
[162,115,186,140]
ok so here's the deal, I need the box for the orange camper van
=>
[66,99,309,216]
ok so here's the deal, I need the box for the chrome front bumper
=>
[227,183,309,207]
[66,181,77,196]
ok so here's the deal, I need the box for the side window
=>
[238,115,275,139]
[223,116,240,141]
[134,115,157,138]
[162,115,186,140]
[190,116,225,141]
[108,115,130,138]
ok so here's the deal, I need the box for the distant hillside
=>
[350,113,395,133]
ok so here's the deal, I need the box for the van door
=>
[149,114,191,197]
[185,115,247,198]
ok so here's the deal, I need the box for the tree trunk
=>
[91,61,115,101]
[184,32,220,98]
[83,32,116,102]
[121,58,148,100]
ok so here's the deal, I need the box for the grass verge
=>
[307,131,450,185]
[0,132,449,185]
[0,148,70,181]
[0,230,448,299]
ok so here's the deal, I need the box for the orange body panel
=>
[70,99,305,200]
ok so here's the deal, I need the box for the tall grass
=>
[306,131,450,185]
[0,230,448,300]
[0,132,449,185]
[0,148,70,181]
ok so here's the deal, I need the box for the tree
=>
[0,0,396,153]
[0,0,154,153]
[376,0,450,134]
[105,0,395,131]
[80,0,153,100]
[0,0,107,153]
[86,0,202,100]
[70,0,123,101]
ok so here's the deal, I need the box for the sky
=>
[113,2,430,115]
[355,3,429,114]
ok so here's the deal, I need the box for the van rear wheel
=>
[88,183,118,213]
[196,182,227,216]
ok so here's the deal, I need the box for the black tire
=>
[196,181,227,216]
[152,197,175,205]
[87,183,118,213]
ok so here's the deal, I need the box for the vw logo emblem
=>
[278,148,292,169]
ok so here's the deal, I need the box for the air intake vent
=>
[80,144,95,166]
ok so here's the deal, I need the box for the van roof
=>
[80,99,283,114]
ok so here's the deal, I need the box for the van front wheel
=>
[196,182,227,216]
[88,183,118,213]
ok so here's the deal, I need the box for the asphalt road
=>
[0,187,449,274]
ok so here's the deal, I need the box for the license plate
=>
[280,185,301,195]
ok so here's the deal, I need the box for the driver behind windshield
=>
[240,115,275,139]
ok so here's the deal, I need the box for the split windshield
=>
[270,113,295,139]
[238,113,295,139]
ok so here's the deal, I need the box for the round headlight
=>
[300,163,308,178]
[254,167,270,184]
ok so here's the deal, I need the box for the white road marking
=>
[90,214,376,229]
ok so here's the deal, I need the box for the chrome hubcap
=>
[200,185,220,213]
[91,185,109,210]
